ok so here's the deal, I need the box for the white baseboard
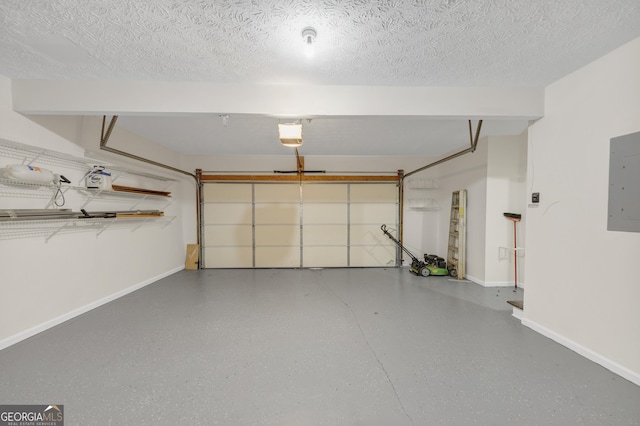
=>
[522,318,640,387]
[465,275,525,288]
[511,306,524,320]
[0,266,184,351]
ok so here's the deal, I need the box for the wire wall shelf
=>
[0,178,61,197]
[0,138,179,183]
[407,198,440,211]
[77,188,174,210]
[0,139,91,172]
[0,216,176,242]
[0,180,173,210]
[0,139,180,241]
[406,178,438,189]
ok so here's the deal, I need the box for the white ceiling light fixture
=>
[301,27,317,58]
[278,122,303,147]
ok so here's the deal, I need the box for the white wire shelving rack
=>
[0,139,178,241]
[0,216,176,242]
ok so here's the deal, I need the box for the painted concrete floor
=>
[1,268,639,425]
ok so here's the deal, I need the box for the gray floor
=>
[1,268,639,425]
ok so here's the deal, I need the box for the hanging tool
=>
[52,174,71,207]
[504,212,522,290]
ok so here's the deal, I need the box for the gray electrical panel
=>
[608,131,640,232]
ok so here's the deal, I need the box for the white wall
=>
[485,134,528,286]
[524,37,640,384]
[0,76,196,349]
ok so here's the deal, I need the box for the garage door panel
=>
[205,247,253,268]
[303,247,348,267]
[255,246,300,268]
[350,245,395,267]
[303,184,347,202]
[203,183,252,202]
[204,225,252,246]
[255,184,299,202]
[254,204,300,225]
[350,203,396,224]
[202,181,398,269]
[303,225,348,245]
[350,224,394,246]
[350,184,397,202]
[303,204,348,224]
[255,225,300,246]
[204,204,253,224]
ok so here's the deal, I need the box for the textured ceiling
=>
[2,0,640,86]
[1,0,639,156]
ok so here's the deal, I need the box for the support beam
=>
[12,80,544,119]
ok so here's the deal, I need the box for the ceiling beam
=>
[11,80,544,119]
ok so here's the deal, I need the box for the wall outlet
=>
[532,192,540,203]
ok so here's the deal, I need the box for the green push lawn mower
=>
[381,224,451,277]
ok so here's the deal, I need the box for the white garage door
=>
[202,181,398,268]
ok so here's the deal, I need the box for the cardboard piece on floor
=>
[186,244,199,270]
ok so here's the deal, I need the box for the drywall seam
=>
[522,318,640,387]
[0,266,183,351]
